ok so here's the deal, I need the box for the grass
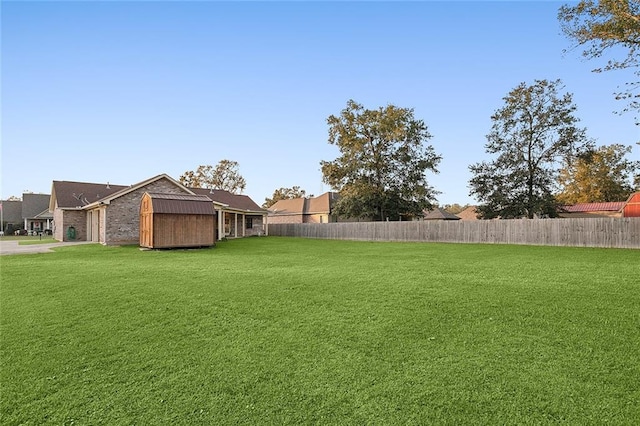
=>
[1,237,639,424]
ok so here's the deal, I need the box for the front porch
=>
[218,210,267,239]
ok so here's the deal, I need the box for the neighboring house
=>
[189,188,267,238]
[1,200,23,234]
[22,193,53,233]
[423,207,461,221]
[558,202,625,218]
[622,192,640,217]
[0,195,52,234]
[267,197,306,224]
[268,192,340,224]
[50,174,267,245]
[456,206,481,221]
[50,179,129,243]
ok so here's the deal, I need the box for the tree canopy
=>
[320,100,441,221]
[559,0,640,120]
[263,186,310,208]
[469,79,593,219]
[556,143,639,203]
[179,160,246,194]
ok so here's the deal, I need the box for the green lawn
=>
[1,237,638,424]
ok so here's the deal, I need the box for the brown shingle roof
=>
[145,193,215,215]
[269,192,338,216]
[305,192,335,214]
[457,206,480,220]
[51,181,128,209]
[189,188,264,212]
[269,197,306,215]
[33,208,53,220]
[51,174,190,210]
[22,193,51,218]
[0,200,23,223]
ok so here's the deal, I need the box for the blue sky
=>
[2,1,638,206]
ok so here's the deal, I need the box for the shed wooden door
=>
[140,195,153,248]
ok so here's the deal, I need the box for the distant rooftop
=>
[560,202,625,213]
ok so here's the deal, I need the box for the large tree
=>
[320,100,441,221]
[558,0,640,120]
[469,79,593,219]
[263,186,310,208]
[557,143,639,203]
[179,160,246,194]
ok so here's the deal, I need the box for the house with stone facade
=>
[49,174,267,245]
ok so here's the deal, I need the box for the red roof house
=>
[622,192,640,217]
[558,202,625,218]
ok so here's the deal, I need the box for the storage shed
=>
[623,192,640,217]
[140,192,216,249]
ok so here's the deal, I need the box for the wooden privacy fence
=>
[269,218,640,249]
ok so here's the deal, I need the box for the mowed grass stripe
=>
[1,237,638,424]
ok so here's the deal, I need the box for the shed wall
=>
[146,213,215,248]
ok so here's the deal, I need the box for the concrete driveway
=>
[0,240,95,256]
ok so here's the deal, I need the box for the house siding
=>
[270,213,340,224]
[268,214,304,224]
[303,213,329,224]
[53,208,63,241]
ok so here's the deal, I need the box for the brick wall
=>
[104,179,186,245]
[303,214,329,224]
[54,209,86,242]
[267,214,304,224]
[245,214,265,236]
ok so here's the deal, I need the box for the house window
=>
[245,217,253,229]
